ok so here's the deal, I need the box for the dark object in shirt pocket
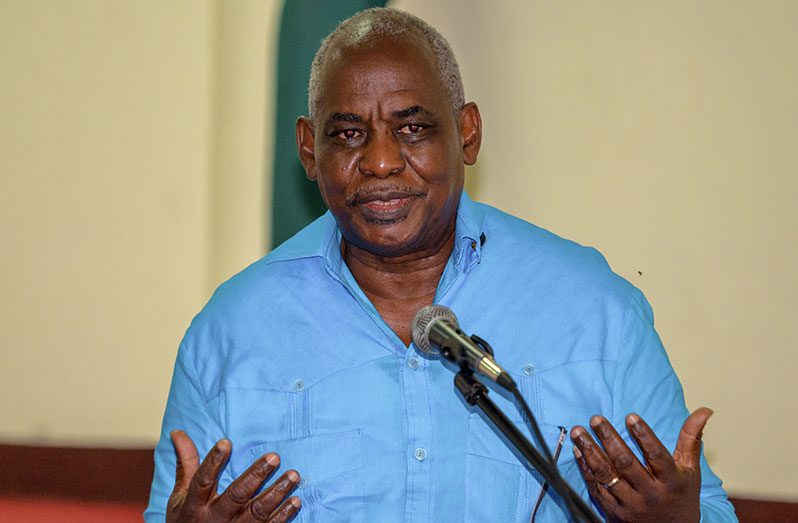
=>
[465,415,583,522]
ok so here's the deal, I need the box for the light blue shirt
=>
[146,193,736,522]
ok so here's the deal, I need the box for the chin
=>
[356,237,416,258]
[348,226,423,258]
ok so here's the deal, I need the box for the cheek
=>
[405,141,460,182]
[316,176,346,210]
[316,152,359,200]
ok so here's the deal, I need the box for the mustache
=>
[345,185,428,207]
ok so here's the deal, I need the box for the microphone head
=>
[411,305,459,354]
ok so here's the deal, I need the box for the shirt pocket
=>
[245,428,365,523]
[464,414,530,522]
[465,415,588,522]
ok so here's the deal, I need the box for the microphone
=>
[411,305,516,390]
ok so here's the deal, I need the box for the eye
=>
[331,129,363,140]
[398,124,425,134]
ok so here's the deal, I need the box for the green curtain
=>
[270,0,387,248]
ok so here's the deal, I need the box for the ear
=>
[296,116,317,180]
[459,102,482,166]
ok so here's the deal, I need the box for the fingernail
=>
[216,439,231,454]
[571,432,589,447]
[571,429,588,445]
[589,416,603,429]
[573,446,582,459]
[287,470,299,483]
[290,496,301,508]
[266,453,279,466]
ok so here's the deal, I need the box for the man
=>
[146,8,736,522]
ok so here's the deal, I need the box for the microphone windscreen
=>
[411,305,458,354]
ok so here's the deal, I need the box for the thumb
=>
[171,429,200,493]
[673,407,713,469]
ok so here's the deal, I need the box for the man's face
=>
[297,34,480,258]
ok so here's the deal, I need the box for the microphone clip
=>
[460,334,495,374]
[469,334,495,357]
[446,333,495,368]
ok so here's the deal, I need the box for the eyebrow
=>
[392,105,430,119]
[325,106,432,125]
[327,112,363,124]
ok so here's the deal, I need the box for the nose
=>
[358,130,405,177]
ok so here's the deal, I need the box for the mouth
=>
[347,187,427,223]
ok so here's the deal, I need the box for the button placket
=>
[290,379,308,438]
[401,348,433,518]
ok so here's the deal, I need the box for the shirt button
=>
[298,477,308,488]
[523,364,535,376]
[407,358,420,369]
[292,379,305,392]
[414,447,427,461]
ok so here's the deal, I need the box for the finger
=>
[572,434,621,512]
[589,416,652,492]
[184,438,232,507]
[571,426,617,486]
[246,470,300,521]
[673,407,713,469]
[215,453,281,516]
[573,445,601,491]
[171,430,200,493]
[626,413,678,480]
[268,496,301,523]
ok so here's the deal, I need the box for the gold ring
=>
[603,477,621,488]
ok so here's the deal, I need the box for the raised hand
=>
[167,430,301,522]
[570,407,713,523]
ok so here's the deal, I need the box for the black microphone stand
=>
[454,366,601,523]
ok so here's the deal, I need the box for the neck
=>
[343,227,456,345]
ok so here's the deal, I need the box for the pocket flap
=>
[247,428,363,486]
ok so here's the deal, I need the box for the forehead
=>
[316,33,448,118]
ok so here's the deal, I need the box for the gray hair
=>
[307,7,465,122]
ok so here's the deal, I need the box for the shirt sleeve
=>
[611,289,737,522]
[144,341,225,522]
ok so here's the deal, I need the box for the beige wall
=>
[0,0,278,446]
[1,0,795,501]
[395,0,798,499]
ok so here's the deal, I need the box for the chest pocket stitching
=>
[246,428,364,486]
[290,389,311,439]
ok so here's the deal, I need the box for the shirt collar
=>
[452,191,485,273]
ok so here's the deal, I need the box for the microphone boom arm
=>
[454,368,601,523]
